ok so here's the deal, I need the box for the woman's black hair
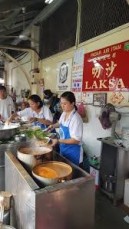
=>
[0,85,6,91]
[61,91,77,110]
[44,89,53,99]
[28,94,43,108]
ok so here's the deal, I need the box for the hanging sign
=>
[72,48,84,92]
[82,40,129,91]
[56,59,72,91]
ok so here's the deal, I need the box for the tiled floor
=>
[95,190,129,229]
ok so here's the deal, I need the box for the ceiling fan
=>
[0,7,39,43]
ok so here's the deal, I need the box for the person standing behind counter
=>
[48,91,83,166]
[8,94,53,129]
[0,85,15,121]
[43,89,62,123]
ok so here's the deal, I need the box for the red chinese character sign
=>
[82,40,129,91]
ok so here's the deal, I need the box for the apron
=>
[34,121,46,130]
[59,111,81,165]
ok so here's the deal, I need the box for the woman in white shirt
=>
[9,94,53,129]
[49,91,83,166]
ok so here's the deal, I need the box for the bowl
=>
[113,139,123,146]
[32,161,72,186]
[35,137,51,147]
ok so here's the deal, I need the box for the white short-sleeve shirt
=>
[59,109,83,142]
[17,105,53,122]
[0,96,15,120]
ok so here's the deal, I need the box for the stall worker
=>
[48,91,83,166]
[0,85,15,121]
[8,94,53,129]
[43,89,62,123]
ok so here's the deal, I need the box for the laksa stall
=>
[0,121,95,229]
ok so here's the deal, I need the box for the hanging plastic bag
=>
[77,102,88,122]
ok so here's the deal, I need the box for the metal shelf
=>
[98,138,129,205]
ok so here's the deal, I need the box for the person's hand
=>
[46,125,54,132]
[51,138,58,146]
[29,117,37,123]
[0,114,4,123]
[5,118,10,125]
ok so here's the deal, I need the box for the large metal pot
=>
[0,124,19,141]
[32,161,72,186]
[17,145,53,169]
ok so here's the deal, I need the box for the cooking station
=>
[0,124,95,229]
[5,151,94,229]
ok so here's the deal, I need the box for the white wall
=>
[40,23,129,157]
[7,53,31,99]
[7,23,129,157]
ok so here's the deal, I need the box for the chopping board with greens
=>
[23,129,50,140]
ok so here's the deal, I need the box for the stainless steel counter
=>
[0,142,21,190]
[5,151,95,229]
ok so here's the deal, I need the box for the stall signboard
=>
[82,40,129,92]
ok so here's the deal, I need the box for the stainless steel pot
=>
[0,125,19,140]
[32,161,72,186]
[17,145,53,169]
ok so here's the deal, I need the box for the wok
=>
[0,124,19,140]
[17,145,53,169]
[32,161,72,186]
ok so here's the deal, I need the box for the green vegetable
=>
[24,129,35,138]
[34,129,48,140]
[23,128,49,140]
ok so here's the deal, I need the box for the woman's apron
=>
[59,111,81,165]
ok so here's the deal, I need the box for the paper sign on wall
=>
[72,48,84,92]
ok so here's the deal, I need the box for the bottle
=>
[107,175,113,192]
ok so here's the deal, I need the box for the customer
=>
[43,89,62,123]
[48,91,83,166]
[8,94,53,129]
[21,101,29,110]
[0,85,15,121]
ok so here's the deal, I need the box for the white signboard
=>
[56,59,72,91]
[72,48,84,92]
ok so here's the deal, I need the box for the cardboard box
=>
[90,166,99,188]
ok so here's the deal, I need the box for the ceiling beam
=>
[0,0,45,12]
[0,20,32,35]
[0,45,40,60]
[12,0,68,45]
